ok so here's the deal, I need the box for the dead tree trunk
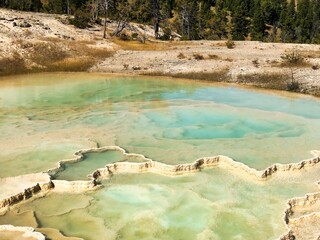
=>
[66,0,71,15]
[152,0,161,39]
[90,0,99,22]
[102,0,109,39]
[112,17,128,36]
[154,16,160,39]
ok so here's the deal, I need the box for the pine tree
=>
[162,0,174,19]
[311,0,320,43]
[212,0,228,39]
[150,0,161,39]
[296,0,313,43]
[198,0,214,39]
[281,0,297,42]
[176,0,199,40]
[0,0,5,7]
[47,0,67,14]
[203,0,228,39]
[262,0,286,25]
[251,0,266,41]
[7,0,32,11]
[232,1,250,40]
[31,0,42,11]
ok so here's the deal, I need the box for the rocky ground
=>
[92,40,320,96]
[1,8,320,96]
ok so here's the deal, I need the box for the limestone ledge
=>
[290,211,320,225]
[0,225,45,240]
[284,181,320,224]
[44,145,320,181]
[289,212,320,238]
[279,185,320,239]
[64,146,320,240]
[70,146,320,181]
[0,174,54,209]
[286,192,320,220]
[278,230,296,240]
[280,212,320,240]
[0,145,319,239]
[51,180,101,193]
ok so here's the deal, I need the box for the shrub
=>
[226,39,235,49]
[119,33,130,41]
[131,33,139,40]
[180,35,189,41]
[139,34,147,43]
[252,59,259,67]
[208,54,219,59]
[237,72,289,90]
[177,53,186,59]
[48,57,94,72]
[280,51,304,65]
[70,9,90,29]
[143,69,230,82]
[159,27,172,41]
[287,80,300,92]
[193,53,204,60]
[30,42,68,65]
[0,52,27,75]
[94,18,102,25]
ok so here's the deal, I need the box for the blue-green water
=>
[0,73,319,240]
[54,151,126,181]
[1,166,319,240]
[0,73,320,172]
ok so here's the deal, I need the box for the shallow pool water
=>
[1,73,320,169]
[1,165,319,240]
[54,151,126,181]
[0,73,319,239]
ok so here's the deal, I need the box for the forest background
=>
[1,0,320,44]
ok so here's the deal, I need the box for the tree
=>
[111,1,130,37]
[176,0,199,40]
[31,0,42,11]
[232,1,250,40]
[89,0,100,21]
[72,8,91,28]
[281,0,297,43]
[7,0,32,11]
[0,0,6,7]
[311,0,320,43]
[100,0,110,38]
[162,0,174,19]
[261,0,287,42]
[150,0,161,39]
[130,0,152,23]
[262,0,286,25]
[47,0,67,14]
[198,0,214,39]
[204,0,228,40]
[251,0,266,41]
[296,0,313,43]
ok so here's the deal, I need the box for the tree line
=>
[1,0,320,43]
